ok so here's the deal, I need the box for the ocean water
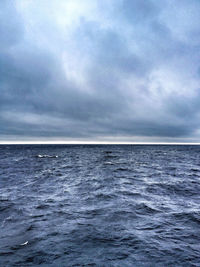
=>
[0,145,200,266]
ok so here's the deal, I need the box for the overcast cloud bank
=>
[1,0,200,142]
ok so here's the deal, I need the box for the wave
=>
[36,154,58,158]
[1,144,200,266]
[135,203,160,215]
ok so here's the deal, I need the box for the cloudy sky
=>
[1,0,200,143]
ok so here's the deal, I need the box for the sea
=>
[0,145,200,266]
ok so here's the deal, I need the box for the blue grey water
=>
[0,145,200,266]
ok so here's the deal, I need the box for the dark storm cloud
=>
[1,0,200,142]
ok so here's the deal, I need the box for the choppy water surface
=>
[0,145,200,266]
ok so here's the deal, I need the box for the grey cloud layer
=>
[0,0,200,141]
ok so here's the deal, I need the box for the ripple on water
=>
[0,144,200,266]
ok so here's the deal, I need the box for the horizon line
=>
[1,141,200,145]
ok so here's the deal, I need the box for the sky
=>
[1,0,200,143]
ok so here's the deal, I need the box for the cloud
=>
[0,0,200,142]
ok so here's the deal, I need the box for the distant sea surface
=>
[0,145,200,266]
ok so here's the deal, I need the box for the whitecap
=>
[20,241,28,246]
[36,155,58,158]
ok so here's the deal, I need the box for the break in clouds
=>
[1,0,200,142]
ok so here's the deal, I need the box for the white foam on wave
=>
[20,241,28,246]
[36,155,58,158]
